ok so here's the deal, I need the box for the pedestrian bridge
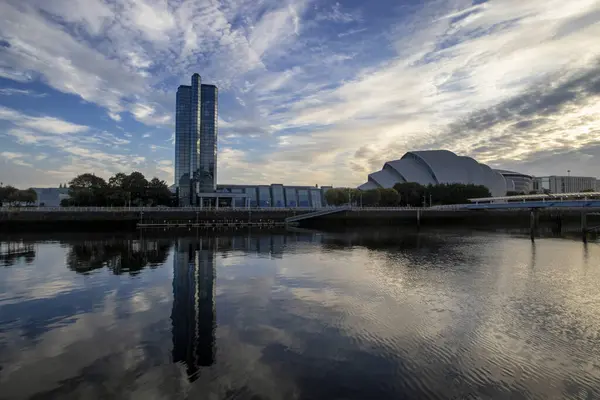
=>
[285,206,351,223]
[466,192,600,210]
[464,200,600,210]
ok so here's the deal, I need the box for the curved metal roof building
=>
[358,150,507,197]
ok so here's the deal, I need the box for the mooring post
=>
[581,211,588,241]
[416,209,421,228]
[529,209,536,240]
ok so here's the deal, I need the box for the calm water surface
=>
[1,229,600,399]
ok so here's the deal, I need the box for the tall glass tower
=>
[175,73,218,206]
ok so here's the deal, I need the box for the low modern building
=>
[32,187,70,207]
[494,170,534,193]
[358,150,507,197]
[533,176,597,194]
[216,184,332,208]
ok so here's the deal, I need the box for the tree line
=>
[61,172,173,207]
[0,185,37,206]
[325,183,491,207]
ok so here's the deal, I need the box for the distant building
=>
[32,187,69,206]
[216,184,331,208]
[175,73,218,206]
[358,150,507,197]
[494,170,534,193]
[533,176,597,194]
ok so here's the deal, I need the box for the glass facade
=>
[198,84,218,193]
[175,85,192,205]
[175,74,218,206]
[231,188,245,208]
[208,184,330,208]
[190,74,202,187]
[258,186,271,207]
[298,190,310,207]
[285,188,297,207]
[310,190,322,208]
[245,187,258,207]
[271,185,285,207]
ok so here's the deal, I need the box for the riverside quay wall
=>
[0,207,598,232]
[0,208,312,231]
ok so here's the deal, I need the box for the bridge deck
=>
[285,206,351,223]
[464,200,600,210]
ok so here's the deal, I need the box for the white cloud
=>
[32,0,113,36]
[108,112,122,122]
[1,151,26,160]
[131,103,171,125]
[2,0,600,187]
[0,152,34,168]
[315,2,362,23]
[0,106,88,134]
[0,88,46,97]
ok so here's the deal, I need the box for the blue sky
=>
[0,0,599,188]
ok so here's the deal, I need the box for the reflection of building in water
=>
[171,237,216,381]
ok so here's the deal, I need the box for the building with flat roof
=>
[175,73,218,206]
[533,176,597,194]
[216,184,332,208]
[31,187,70,207]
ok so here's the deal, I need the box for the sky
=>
[0,0,599,188]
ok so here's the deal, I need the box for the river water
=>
[0,229,599,400]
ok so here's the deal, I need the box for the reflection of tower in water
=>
[171,237,216,381]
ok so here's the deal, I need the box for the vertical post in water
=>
[416,209,421,229]
[530,209,536,241]
[581,211,588,242]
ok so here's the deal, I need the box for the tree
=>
[393,182,425,206]
[107,172,128,206]
[0,185,18,206]
[68,174,108,206]
[325,188,350,206]
[361,189,381,206]
[426,183,491,205]
[147,177,172,206]
[122,171,148,206]
[21,188,38,205]
[378,188,401,206]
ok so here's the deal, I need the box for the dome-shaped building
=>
[493,170,534,194]
[358,150,507,197]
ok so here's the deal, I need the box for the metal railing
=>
[0,206,321,212]
[0,205,470,212]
